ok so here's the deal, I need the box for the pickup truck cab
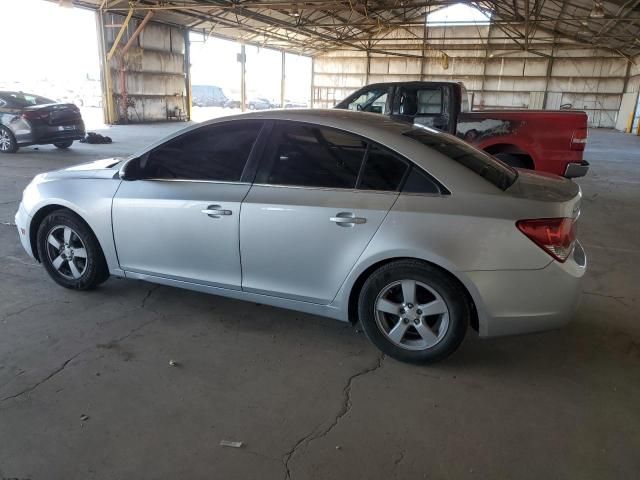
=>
[335,81,589,178]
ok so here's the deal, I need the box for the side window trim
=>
[241,120,273,183]
[353,143,371,188]
[355,141,411,192]
[400,165,450,196]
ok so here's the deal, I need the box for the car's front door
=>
[112,120,264,289]
[240,122,409,304]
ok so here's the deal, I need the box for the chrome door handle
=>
[330,212,367,227]
[202,205,232,217]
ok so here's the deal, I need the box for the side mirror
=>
[119,157,142,181]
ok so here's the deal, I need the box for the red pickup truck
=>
[335,81,589,178]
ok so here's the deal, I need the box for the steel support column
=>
[281,50,286,109]
[184,29,193,121]
[240,44,246,112]
[96,10,117,124]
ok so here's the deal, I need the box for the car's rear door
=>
[239,121,408,304]
[112,120,264,289]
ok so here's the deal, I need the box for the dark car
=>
[247,97,272,110]
[223,99,242,109]
[0,91,86,153]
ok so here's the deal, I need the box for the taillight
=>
[22,110,49,121]
[516,218,576,262]
[571,128,588,151]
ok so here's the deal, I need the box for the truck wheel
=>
[494,153,526,168]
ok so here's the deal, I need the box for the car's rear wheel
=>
[53,140,74,149]
[358,260,469,364]
[0,126,18,153]
[36,210,109,290]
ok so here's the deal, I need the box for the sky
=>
[427,3,490,25]
[0,0,100,85]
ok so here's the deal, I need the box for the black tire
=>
[358,260,469,364]
[36,209,109,290]
[493,153,527,168]
[0,126,19,153]
[53,140,74,149]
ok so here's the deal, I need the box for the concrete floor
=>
[0,124,638,479]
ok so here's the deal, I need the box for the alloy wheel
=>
[374,279,450,351]
[0,130,12,151]
[45,225,88,280]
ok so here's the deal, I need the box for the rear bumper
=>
[564,160,589,178]
[467,241,587,338]
[15,120,85,146]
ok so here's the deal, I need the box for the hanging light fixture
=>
[590,1,605,18]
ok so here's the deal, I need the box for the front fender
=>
[23,177,123,276]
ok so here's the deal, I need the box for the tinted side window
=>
[358,145,408,191]
[402,167,441,194]
[257,123,366,188]
[143,121,262,181]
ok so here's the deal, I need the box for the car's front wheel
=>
[0,126,18,153]
[53,140,74,149]
[36,209,109,290]
[358,260,469,364]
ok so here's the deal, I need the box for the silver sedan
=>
[15,110,586,363]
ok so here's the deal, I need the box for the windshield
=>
[403,128,517,190]
[1,91,55,108]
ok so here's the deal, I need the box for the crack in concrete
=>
[583,291,633,308]
[0,346,91,403]
[282,353,384,479]
[141,284,161,309]
[2,300,61,321]
[392,449,406,477]
[0,287,165,405]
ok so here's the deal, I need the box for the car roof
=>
[201,108,413,137]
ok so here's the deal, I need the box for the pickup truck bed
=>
[458,109,589,177]
[335,81,589,178]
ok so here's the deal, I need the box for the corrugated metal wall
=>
[100,13,188,123]
[312,25,632,128]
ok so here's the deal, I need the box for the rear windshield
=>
[403,128,517,190]
[0,92,55,108]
